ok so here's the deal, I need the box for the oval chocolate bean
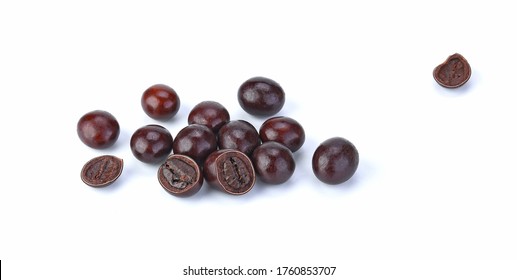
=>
[433,53,471,88]
[81,155,123,187]
[158,154,203,197]
[312,137,359,185]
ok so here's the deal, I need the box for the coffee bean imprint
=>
[438,59,465,84]
[162,158,195,189]
[433,53,471,88]
[81,155,123,187]
[222,156,250,190]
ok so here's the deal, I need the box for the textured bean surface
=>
[433,53,471,88]
[204,149,255,195]
[221,156,251,190]
[161,158,196,189]
[81,155,123,187]
[158,155,203,197]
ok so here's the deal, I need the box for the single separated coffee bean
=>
[77,110,120,149]
[237,76,285,116]
[81,155,123,187]
[204,149,256,195]
[433,53,471,88]
[141,84,181,120]
[158,154,203,197]
[312,137,359,185]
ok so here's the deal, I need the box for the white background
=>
[1,0,517,278]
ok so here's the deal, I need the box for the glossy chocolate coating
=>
[237,76,285,116]
[77,110,120,149]
[172,124,217,164]
[259,116,305,152]
[141,84,180,120]
[312,137,359,185]
[218,120,261,156]
[130,124,173,164]
[252,142,295,185]
[188,101,230,133]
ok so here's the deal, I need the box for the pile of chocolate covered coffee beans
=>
[78,76,359,196]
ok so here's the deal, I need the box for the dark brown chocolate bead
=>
[252,142,295,185]
[218,120,261,156]
[77,110,120,149]
[237,76,285,116]
[433,53,471,88]
[172,124,217,164]
[204,149,256,195]
[158,154,203,197]
[312,137,359,185]
[188,101,230,133]
[81,155,123,187]
[259,116,305,152]
[141,84,181,120]
[130,124,173,164]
